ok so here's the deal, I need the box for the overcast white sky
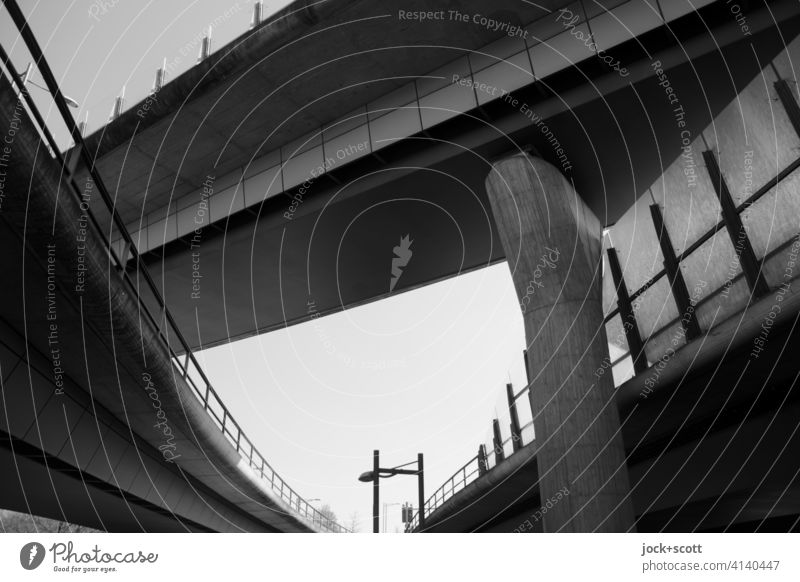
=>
[2,0,530,533]
[196,263,528,532]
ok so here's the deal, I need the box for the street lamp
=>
[21,63,80,108]
[358,450,424,533]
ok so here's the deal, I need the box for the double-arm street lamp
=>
[358,450,424,533]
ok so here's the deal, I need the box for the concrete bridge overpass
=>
[2,0,800,532]
[0,0,349,532]
[73,0,800,351]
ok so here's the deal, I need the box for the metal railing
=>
[422,454,481,518]
[601,161,800,382]
[406,378,535,532]
[0,0,348,533]
[599,74,800,380]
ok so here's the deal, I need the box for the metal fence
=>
[406,377,535,532]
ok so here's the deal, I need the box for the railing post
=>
[477,444,488,475]
[492,419,505,463]
[506,383,522,451]
[649,204,702,340]
[702,150,769,299]
[606,247,648,374]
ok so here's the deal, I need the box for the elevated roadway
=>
[74,0,800,351]
[0,6,346,530]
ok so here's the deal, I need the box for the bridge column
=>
[484,153,634,532]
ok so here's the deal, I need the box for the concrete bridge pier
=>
[485,153,635,532]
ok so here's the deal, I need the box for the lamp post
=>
[373,450,379,534]
[358,450,425,533]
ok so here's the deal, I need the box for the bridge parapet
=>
[102,0,721,257]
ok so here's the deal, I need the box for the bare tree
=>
[347,511,361,532]
[318,504,338,529]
